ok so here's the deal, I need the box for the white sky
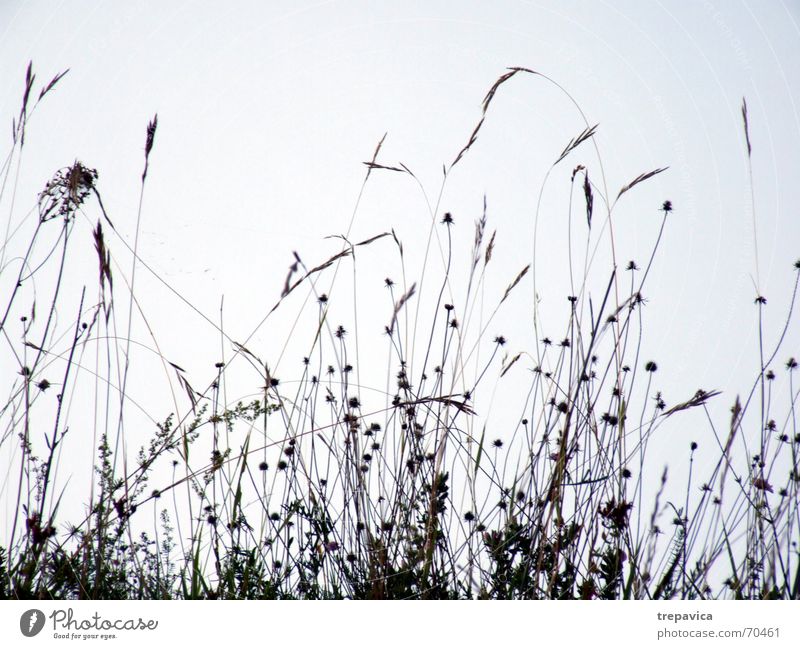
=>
[1,0,799,566]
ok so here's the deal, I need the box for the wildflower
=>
[661,200,673,212]
[442,212,454,225]
[492,439,503,449]
[751,477,773,493]
[645,361,658,372]
[258,461,268,471]
[601,412,618,426]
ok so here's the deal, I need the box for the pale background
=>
[1,0,799,568]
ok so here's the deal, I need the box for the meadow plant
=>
[0,64,798,599]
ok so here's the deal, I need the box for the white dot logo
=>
[20,609,45,637]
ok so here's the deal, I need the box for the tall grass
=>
[1,63,798,599]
